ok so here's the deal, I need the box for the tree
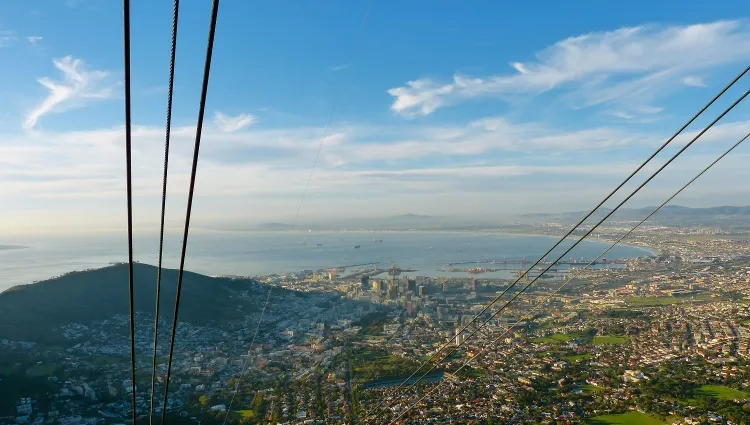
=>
[199,395,211,408]
[251,391,266,419]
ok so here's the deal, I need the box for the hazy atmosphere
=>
[1,2,750,235]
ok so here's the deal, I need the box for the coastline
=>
[257,228,659,257]
[0,230,657,292]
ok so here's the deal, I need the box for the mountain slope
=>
[0,263,271,343]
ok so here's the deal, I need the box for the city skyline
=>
[1,1,750,235]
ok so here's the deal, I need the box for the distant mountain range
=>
[257,222,296,230]
[0,263,286,344]
[388,213,432,220]
[0,245,27,250]
[253,214,438,231]
[213,206,750,233]
[523,205,750,226]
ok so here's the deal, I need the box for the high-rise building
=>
[471,278,479,293]
[407,279,417,295]
[372,280,381,294]
[387,284,399,300]
[361,275,371,291]
[442,281,450,293]
[398,276,409,295]
[437,305,447,320]
[455,327,465,345]
[418,285,425,297]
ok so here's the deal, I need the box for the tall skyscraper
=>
[442,281,450,293]
[387,283,399,300]
[361,275,371,291]
[407,279,417,295]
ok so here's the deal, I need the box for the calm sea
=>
[0,231,652,292]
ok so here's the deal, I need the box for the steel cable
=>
[159,1,220,423]
[148,1,180,422]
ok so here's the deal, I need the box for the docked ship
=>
[467,267,486,274]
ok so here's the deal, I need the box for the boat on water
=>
[354,245,361,249]
[467,268,486,274]
[316,243,323,247]
[373,239,383,243]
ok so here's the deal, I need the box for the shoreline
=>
[250,228,658,258]
[0,230,658,292]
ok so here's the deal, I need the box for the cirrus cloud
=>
[388,20,750,118]
[23,56,116,130]
[213,111,257,132]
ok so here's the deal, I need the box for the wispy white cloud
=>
[213,111,257,132]
[388,20,750,117]
[329,64,350,72]
[23,56,116,130]
[1,115,749,233]
[682,76,706,87]
[0,29,17,47]
[26,36,43,46]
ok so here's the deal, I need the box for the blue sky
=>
[0,0,749,234]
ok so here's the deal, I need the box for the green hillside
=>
[0,263,270,343]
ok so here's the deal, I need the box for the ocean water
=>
[0,231,652,292]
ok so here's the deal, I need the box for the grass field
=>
[587,411,665,425]
[566,354,593,362]
[532,333,574,344]
[695,385,750,401]
[593,335,628,345]
[236,410,255,419]
[351,349,422,380]
[25,363,61,377]
[582,384,603,394]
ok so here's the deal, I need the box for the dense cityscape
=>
[1,223,750,425]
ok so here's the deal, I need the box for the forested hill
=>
[0,263,277,343]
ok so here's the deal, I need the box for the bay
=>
[0,231,652,292]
